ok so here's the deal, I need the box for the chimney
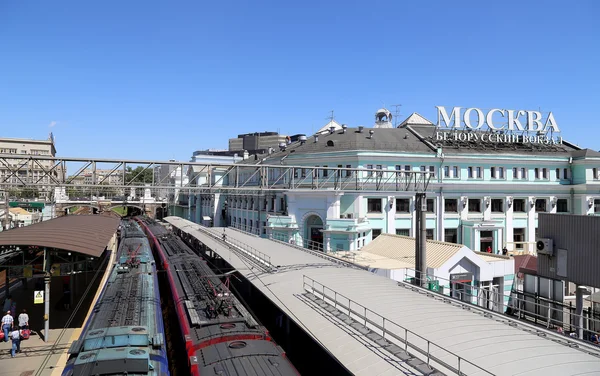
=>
[369,130,374,139]
[342,124,347,133]
[358,126,364,133]
[314,135,319,143]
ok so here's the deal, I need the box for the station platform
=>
[166,216,600,376]
[0,246,116,375]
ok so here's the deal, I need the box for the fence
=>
[302,275,495,376]
[401,269,600,347]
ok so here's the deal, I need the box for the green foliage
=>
[125,166,154,184]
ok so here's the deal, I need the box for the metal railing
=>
[268,232,366,270]
[400,269,600,350]
[302,275,495,376]
[194,225,277,273]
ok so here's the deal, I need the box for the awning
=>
[202,216,212,221]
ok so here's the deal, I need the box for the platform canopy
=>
[0,214,120,260]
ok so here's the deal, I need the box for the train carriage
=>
[138,217,299,376]
[62,219,169,376]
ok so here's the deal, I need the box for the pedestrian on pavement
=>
[2,310,13,342]
[18,309,28,330]
[10,323,20,358]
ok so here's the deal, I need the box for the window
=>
[593,168,598,180]
[476,167,482,179]
[367,164,373,177]
[498,167,504,179]
[444,198,458,213]
[535,199,547,212]
[429,165,435,177]
[396,165,402,177]
[557,199,568,213]
[280,197,285,212]
[491,167,496,179]
[396,198,410,213]
[444,228,458,243]
[468,199,481,213]
[521,167,527,179]
[346,165,352,177]
[271,197,276,211]
[404,165,410,174]
[301,168,306,178]
[563,168,568,180]
[468,166,473,178]
[420,166,426,172]
[372,229,382,239]
[514,228,525,250]
[542,168,548,179]
[396,229,410,236]
[556,168,560,180]
[367,198,382,213]
[594,199,600,213]
[426,198,435,213]
[323,165,328,177]
[426,229,434,240]
[444,166,450,178]
[491,199,504,213]
[513,198,526,213]
[535,168,540,179]
[452,166,459,178]
[513,167,518,179]
[376,164,383,177]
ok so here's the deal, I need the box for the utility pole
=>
[415,192,427,287]
[43,247,51,342]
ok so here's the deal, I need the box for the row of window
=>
[224,196,285,212]
[367,197,570,214]
[372,227,531,249]
[303,164,571,181]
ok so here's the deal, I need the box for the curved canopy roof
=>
[0,214,120,258]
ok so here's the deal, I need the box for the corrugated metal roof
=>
[165,216,600,376]
[362,234,464,268]
[0,214,119,258]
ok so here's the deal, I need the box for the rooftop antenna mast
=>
[392,104,402,127]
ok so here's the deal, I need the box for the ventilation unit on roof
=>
[358,126,364,133]
[342,124,347,133]
[369,130,374,139]
[279,142,286,151]
[299,135,307,145]
[314,135,319,143]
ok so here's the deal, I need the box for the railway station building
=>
[190,107,600,256]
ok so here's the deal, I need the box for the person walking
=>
[10,323,20,357]
[18,309,28,330]
[2,310,13,342]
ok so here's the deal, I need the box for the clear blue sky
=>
[1,0,598,161]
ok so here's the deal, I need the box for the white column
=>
[505,196,514,251]
[411,195,417,237]
[348,234,355,251]
[460,196,468,221]
[356,195,365,219]
[326,193,341,219]
[483,196,491,221]
[549,196,557,214]
[386,196,395,234]
[437,194,445,241]
[527,196,536,252]
[325,234,331,252]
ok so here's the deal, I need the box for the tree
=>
[125,166,154,184]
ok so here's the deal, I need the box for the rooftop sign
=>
[435,106,562,145]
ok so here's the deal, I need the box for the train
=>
[62,219,169,376]
[137,217,300,376]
